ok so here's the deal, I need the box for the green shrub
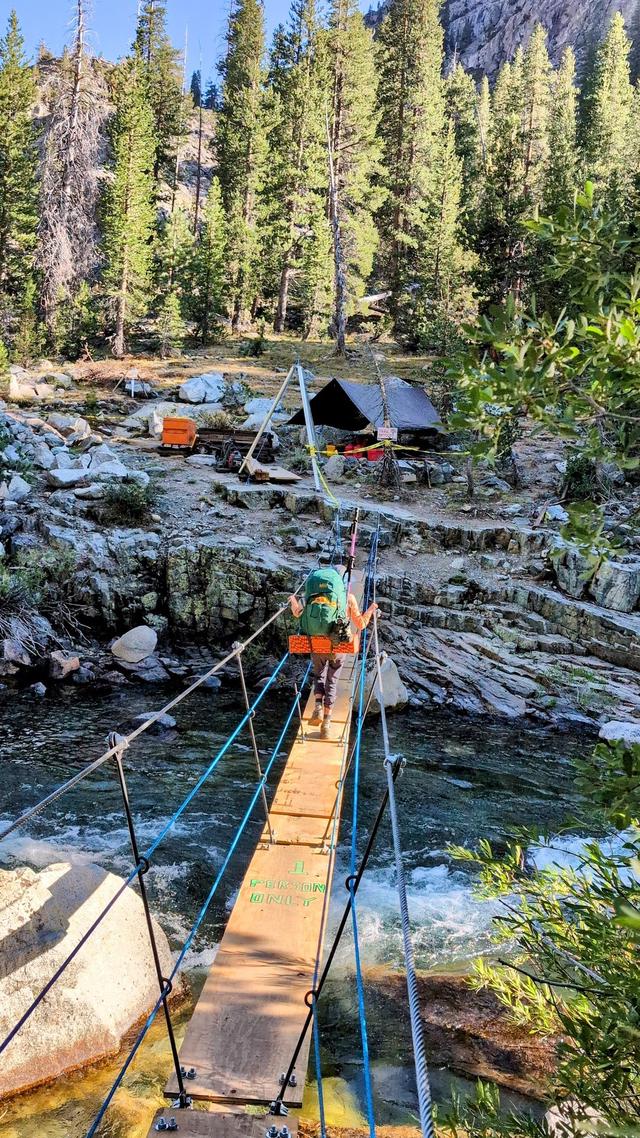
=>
[101,478,159,523]
[239,323,267,357]
[563,451,607,501]
[199,409,233,430]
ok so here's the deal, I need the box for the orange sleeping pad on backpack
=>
[288,633,359,655]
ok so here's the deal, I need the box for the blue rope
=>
[144,652,289,860]
[0,652,290,1060]
[86,665,311,1138]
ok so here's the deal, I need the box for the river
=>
[0,683,590,1137]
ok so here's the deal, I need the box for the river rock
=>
[47,413,91,441]
[0,861,173,1098]
[7,474,31,502]
[364,654,409,713]
[324,454,345,481]
[130,711,178,734]
[244,396,273,416]
[8,375,38,403]
[589,559,640,613]
[49,650,81,680]
[178,373,225,404]
[111,625,157,664]
[46,467,89,489]
[598,720,640,747]
[361,968,556,1099]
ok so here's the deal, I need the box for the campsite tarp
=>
[288,376,443,432]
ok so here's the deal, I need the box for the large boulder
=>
[178,372,225,404]
[589,559,640,613]
[47,414,91,441]
[0,861,173,1098]
[599,720,640,747]
[111,624,158,664]
[364,653,409,714]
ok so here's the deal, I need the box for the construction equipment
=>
[159,419,276,467]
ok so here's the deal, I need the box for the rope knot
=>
[108,731,129,754]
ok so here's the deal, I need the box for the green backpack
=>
[299,568,348,641]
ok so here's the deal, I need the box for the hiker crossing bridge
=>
[0,517,434,1138]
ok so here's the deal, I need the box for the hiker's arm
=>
[347,594,379,631]
[288,595,304,618]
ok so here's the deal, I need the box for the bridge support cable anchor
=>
[108,733,191,1111]
[371,614,435,1138]
[293,680,307,743]
[233,647,274,844]
[273,758,403,1107]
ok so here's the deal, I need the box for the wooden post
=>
[296,361,322,494]
[238,365,295,477]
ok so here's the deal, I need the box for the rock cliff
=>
[365,0,640,77]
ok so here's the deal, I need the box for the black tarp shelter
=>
[288,376,443,433]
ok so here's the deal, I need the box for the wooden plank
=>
[147,1109,298,1138]
[167,573,363,1108]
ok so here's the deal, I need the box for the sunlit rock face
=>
[365,0,639,79]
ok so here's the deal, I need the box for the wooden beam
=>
[146,1109,298,1138]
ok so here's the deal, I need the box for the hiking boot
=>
[309,700,323,726]
[320,713,332,739]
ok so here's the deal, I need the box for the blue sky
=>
[4,0,292,82]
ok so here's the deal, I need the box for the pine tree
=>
[326,0,382,352]
[157,204,194,301]
[376,0,446,321]
[37,0,108,341]
[445,62,487,239]
[520,24,552,208]
[581,13,635,201]
[204,81,219,110]
[0,11,38,323]
[102,57,156,358]
[414,118,474,351]
[191,178,227,343]
[263,0,328,333]
[545,47,578,213]
[217,0,267,330]
[474,55,526,305]
[157,291,184,356]
[190,69,202,107]
[134,0,185,184]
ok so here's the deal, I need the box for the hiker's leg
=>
[323,656,343,710]
[310,654,327,724]
[311,653,328,700]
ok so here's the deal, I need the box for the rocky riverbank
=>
[1,357,640,733]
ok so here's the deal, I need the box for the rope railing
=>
[86,663,312,1138]
[0,652,291,1065]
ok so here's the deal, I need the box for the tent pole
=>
[238,364,295,477]
[296,361,322,494]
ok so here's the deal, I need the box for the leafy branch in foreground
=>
[450,184,640,472]
[448,741,640,1134]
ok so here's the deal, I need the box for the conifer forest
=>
[1,0,640,365]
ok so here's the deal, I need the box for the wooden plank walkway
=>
[166,575,362,1110]
[147,1109,298,1138]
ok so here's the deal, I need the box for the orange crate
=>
[162,417,197,447]
[288,634,359,655]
